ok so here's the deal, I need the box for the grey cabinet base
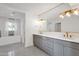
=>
[33,35,79,56]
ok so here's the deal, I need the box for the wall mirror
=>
[39,3,79,33]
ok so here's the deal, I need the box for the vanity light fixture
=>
[59,14,64,19]
[66,12,71,17]
[59,8,79,19]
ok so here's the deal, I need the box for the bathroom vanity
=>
[33,32,79,56]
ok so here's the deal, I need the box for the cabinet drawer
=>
[54,38,64,45]
[64,46,79,56]
[63,41,79,50]
[33,35,42,39]
[42,36,54,42]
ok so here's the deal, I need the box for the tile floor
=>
[0,43,48,56]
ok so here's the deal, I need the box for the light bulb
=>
[74,10,79,15]
[59,15,64,19]
[66,12,71,17]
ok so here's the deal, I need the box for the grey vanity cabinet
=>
[33,35,79,56]
[53,39,64,56]
[33,35,64,56]
[63,41,79,56]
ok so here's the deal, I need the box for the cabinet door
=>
[33,35,42,48]
[33,35,37,46]
[53,39,63,56]
[41,37,54,56]
[64,46,79,56]
[33,35,54,55]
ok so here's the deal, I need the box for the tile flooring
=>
[0,43,48,56]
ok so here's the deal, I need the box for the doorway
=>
[55,22,61,32]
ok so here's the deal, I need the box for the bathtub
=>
[0,36,21,46]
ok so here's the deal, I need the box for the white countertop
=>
[33,32,79,43]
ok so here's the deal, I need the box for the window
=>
[6,22,17,36]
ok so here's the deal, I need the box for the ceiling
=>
[3,3,60,15]
[69,3,79,7]
[2,3,79,16]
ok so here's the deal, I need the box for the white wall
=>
[25,12,38,47]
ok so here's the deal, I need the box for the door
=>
[55,23,61,32]
[53,39,63,56]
